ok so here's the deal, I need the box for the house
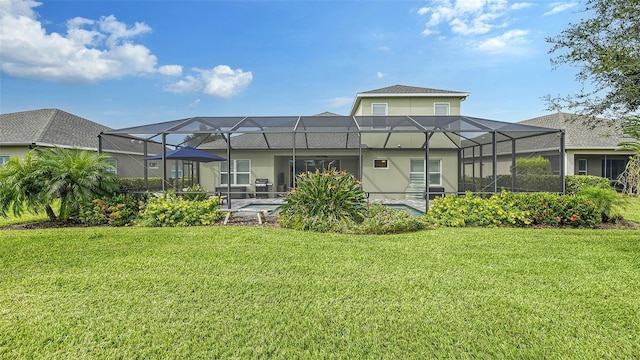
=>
[0,108,164,178]
[519,112,634,183]
[104,85,564,201]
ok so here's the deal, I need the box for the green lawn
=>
[623,196,640,223]
[1,226,638,358]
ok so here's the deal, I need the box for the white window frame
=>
[371,103,389,129]
[0,155,9,167]
[577,159,587,175]
[220,159,251,186]
[105,158,117,175]
[410,159,442,186]
[147,161,159,170]
[373,159,389,169]
[434,102,450,116]
[371,103,388,116]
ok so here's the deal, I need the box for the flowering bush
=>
[77,194,142,226]
[501,192,601,227]
[278,169,367,232]
[137,195,223,227]
[426,191,601,228]
[426,192,531,227]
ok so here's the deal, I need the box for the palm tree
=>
[0,151,49,218]
[0,148,121,221]
[36,147,121,220]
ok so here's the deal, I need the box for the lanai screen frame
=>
[100,115,565,209]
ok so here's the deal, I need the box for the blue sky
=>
[1,0,584,129]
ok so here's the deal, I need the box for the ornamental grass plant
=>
[278,169,367,232]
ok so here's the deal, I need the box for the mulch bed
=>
[2,216,281,230]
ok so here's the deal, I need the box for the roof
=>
[519,112,632,149]
[106,115,562,150]
[0,108,109,148]
[0,108,159,155]
[350,84,469,115]
[359,84,469,96]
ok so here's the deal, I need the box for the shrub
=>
[515,156,552,175]
[78,194,143,226]
[137,195,223,227]
[501,192,601,227]
[575,186,628,222]
[565,175,611,195]
[346,203,428,234]
[426,192,531,227]
[181,184,208,201]
[278,169,367,232]
[117,177,164,192]
[426,192,601,228]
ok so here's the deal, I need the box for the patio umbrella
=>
[144,147,227,162]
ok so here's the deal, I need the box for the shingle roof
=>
[360,84,468,95]
[0,108,110,149]
[518,112,632,149]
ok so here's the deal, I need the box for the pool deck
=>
[221,198,428,215]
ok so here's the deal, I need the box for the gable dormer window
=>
[372,103,387,116]
[434,102,450,116]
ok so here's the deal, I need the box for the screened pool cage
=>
[99,115,565,208]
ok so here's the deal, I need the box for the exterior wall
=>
[199,150,361,196]
[568,150,633,178]
[352,97,462,116]
[362,149,458,200]
[0,145,30,159]
[0,145,163,179]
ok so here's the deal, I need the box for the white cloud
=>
[376,72,384,78]
[419,0,511,36]
[377,45,390,51]
[165,65,252,98]
[0,0,182,83]
[544,2,578,16]
[477,29,529,54]
[325,96,353,108]
[510,2,533,10]
[158,65,183,76]
[188,99,201,108]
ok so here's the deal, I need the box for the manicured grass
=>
[0,211,48,227]
[622,196,640,223]
[1,227,638,358]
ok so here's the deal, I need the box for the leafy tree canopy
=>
[546,0,640,128]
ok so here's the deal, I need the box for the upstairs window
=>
[434,103,450,116]
[371,103,388,129]
[371,103,388,116]
[0,155,9,167]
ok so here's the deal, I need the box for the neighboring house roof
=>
[350,84,469,115]
[0,108,156,155]
[519,112,633,149]
[0,108,108,149]
[314,111,343,116]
